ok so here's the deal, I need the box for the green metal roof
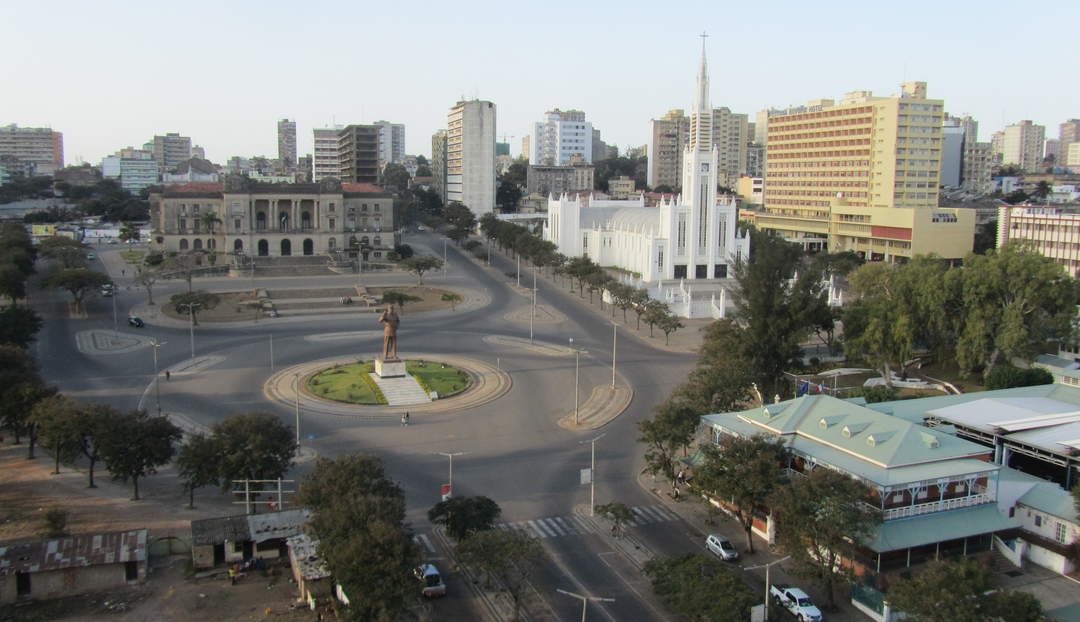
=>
[864,384,1080,424]
[864,504,1018,553]
[1018,482,1078,523]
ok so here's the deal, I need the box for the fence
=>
[148,534,192,558]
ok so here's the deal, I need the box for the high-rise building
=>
[526,163,594,196]
[712,107,748,189]
[530,109,592,165]
[1059,120,1080,168]
[337,125,380,184]
[755,82,973,261]
[313,127,343,182]
[0,124,63,175]
[647,109,689,189]
[277,119,297,167]
[431,130,448,203]
[1045,139,1061,164]
[447,100,496,217]
[520,135,530,162]
[101,148,159,193]
[150,133,192,171]
[372,121,405,169]
[941,119,966,187]
[994,121,1046,172]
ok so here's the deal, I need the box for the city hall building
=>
[150,176,396,260]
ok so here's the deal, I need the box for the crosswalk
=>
[497,505,680,540]
[414,533,436,554]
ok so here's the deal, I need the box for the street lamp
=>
[580,433,606,516]
[293,373,301,448]
[611,322,617,389]
[568,338,587,426]
[182,302,201,359]
[436,451,465,499]
[745,555,791,620]
[111,289,118,335]
[150,338,167,416]
[556,588,614,622]
[530,267,537,344]
[443,238,447,277]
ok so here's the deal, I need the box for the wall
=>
[0,562,144,604]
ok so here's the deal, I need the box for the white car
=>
[705,534,739,561]
[415,563,445,598]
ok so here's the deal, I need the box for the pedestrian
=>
[121,269,125,277]
[165,370,170,381]
[401,412,409,426]
[228,566,237,585]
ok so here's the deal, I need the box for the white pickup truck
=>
[769,584,823,622]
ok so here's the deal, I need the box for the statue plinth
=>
[375,357,406,378]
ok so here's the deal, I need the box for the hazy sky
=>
[3,1,1077,166]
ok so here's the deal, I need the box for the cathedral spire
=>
[689,33,712,152]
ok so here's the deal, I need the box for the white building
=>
[531,109,593,165]
[447,100,496,217]
[312,126,342,182]
[545,42,749,289]
[101,150,160,193]
[372,121,405,169]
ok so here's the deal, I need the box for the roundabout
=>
[263,353,512,418]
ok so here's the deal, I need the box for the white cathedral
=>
[545,42,749,286]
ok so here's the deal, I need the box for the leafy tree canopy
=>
[427,495,501,542]
[886,558,1042,622]
[644,553,757,622]
[209,411,296,487]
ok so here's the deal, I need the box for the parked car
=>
[705,534,739,561]
[414,563,445,598]
[416,225,426,232]
[770,585,822,622]
[86,252,96,260]
[100,286,113,297]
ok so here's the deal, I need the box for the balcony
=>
[864,492,995,521]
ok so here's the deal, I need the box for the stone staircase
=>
[369,373,431,407]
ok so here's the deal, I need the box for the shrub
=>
[42,509,69,538]
[846,385,897,403]
[985,365,1054,390]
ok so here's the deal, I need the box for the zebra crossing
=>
[414,533,436,554]
[497,505,680,539]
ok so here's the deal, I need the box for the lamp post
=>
[745,555,791,620]
[516,253,520,287]
[611,322,617,389]
[111,289,118,335]
[293,373,301,448]
[269,334,274,371]
[568,338,587,425]
[580,433,606,516]
[556,589,614,622]
[443,238,447,277]
[185,303,201,359]
[150,338,166,416]
[436,451,465,498]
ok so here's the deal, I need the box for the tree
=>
[176,433,221,509]
[209,412,296,491]
[496,181,522,212]
[441,292,462,310]
[401,255,443,285]
[98,410,182,500]
[379,163,411,192]
[653,184,674,194]
[643,300,669,337]
[0,306,43,349]
[643,553,757,622]
[30,394,83,475]
[658,312,684,345]
[638,397,700,493]
[42,509,69,538]
[414,164,432,177]
[72,403,120,488]
[199,211,222,235]
[732,230,828,398]
[38,236,87,269]
[696,436,788,553]
[134,267,159,305]
[594,501,634,537]
[769,468,880,609]
[444,201,477,233]
[457,528,546,622]
[163,253,200,292]
[427,495,501,542]
[0,264,27,303]
[886,558,1042,622]
[46,268,110,314]
[629,287,651,330]
[296,455,418,621]
[118,222,140,243]
[984,364,1054,390]
[956,243,1078,377]
[973,220,998,255]
[393,244,414,260]
[170,290,220,326]
[0,346,54,457]
[1033,180,1052,202]
[381,290,421,312]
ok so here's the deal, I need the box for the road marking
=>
[553,516,578,535]
[528,519,556,538]
[414,534,436,554]
[596,548,667,621]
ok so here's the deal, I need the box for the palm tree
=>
[199,211,222,235]
[441,292,463,311]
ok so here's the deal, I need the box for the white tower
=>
[681,34,720,278]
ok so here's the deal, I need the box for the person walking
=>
[165,370,171,381]
[401,412,409,426]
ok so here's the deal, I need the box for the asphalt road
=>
[36,232,699,620]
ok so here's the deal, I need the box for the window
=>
[1057,522,1069,543]
[1035,515,1043,527]
[233,218,241,231]
[329,218,335,230]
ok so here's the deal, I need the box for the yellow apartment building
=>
[756,82,974,261]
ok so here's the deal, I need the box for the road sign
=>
[580,468,592,485]
[441,484,451,501]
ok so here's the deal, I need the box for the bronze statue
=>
[378,305,400,360]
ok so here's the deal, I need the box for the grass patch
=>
[406,360,471,398]
[307,362,386,405]
[119,250,145,264]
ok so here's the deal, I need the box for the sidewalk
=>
[635,471,868,621]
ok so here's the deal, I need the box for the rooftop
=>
[286,533,331,581]
[0,528,147,575]
[191,509,309,546]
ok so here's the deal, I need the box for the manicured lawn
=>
[119,250,145,264]
[406,360,471,398]
[305,360,471,404]
[307,362,385,405]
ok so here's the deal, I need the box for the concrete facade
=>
[373,121,405,169]
[149,133,192,171]
[997,206,1080,277]
[530,109,593,165]
[447,100,496,217]
[431,130,447,202]
[101,150,160,193]
[277,118,297,167]
[526,164,594,196]
[0,124,63,175]
[312,127,343,182]
[995,120,1046,172]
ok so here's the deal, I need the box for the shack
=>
[0,528,147,603]
[190,509,309,569]
[285,533,333,609]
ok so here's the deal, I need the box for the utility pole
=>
[745,556,791,620]
[556,589,614,622]
[269,334,274,371]
[436,451,465,498]
[293,373,301,448]
[443,238,447,277]
[580,433,606,516]
[530,267,537,343]
[187,303,201,359]
[150,338,166,416]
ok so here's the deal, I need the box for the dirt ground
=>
[159,292,261,324]
[364,286,456,313]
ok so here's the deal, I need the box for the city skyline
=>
[3,0,1077,166]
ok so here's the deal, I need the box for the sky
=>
[3,0,1078,166]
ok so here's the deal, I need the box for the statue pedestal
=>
[375,357,406,378]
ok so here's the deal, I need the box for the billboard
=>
[31,225,56,237]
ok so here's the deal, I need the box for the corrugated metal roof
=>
[1018,482,1079,523]
[0,529,147,575]
[286,533,331,581]
[864,504,1018,553]
[191,509,309,546]
[927,398,1080,433]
